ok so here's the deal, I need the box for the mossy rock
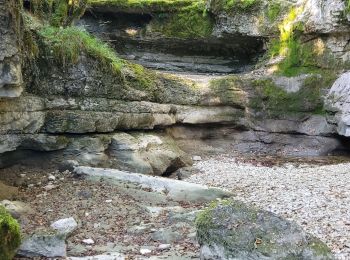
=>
[0,206,21,260]
[196,200,334,260]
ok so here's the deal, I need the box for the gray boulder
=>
[50,217,78,237]
[325,72,350,137]
[18,232,66,258]
[196,200,334,260]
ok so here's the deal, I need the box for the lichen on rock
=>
[196,200,335,260]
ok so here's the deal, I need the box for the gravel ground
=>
[187,155,350,260]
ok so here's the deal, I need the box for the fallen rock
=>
[18,232,66,258]
[158,244,171,250]
[50,217,78,236]
[68,252,125,260]
[0,181,18,200]
[58,160,79,173]
[82,238,94,245]
[193,155,202,161]
[196,200,335,260]
[44,184,57,191]
[140,248,152,255]
[151,228,182,244]
[0,200,34,219]
[74,166,231,203]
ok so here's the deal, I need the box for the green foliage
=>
[38,26,123,72]
[346,0,350,14]
[30,0,87,27]
[0,206,21,260]
[267,6,322,76]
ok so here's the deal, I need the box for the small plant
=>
[0,206,21,260]
[38,25,124,71]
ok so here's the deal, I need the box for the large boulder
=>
[325,71,350,136]
[196,200,334,260]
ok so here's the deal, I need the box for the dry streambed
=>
[187,155,350,260]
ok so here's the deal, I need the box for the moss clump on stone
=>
[251,73,336,115]
[210,0,262,13]
[209,76,248,108]
[149,1,214,39]
[0,206,21,260]
[267,1,282,21]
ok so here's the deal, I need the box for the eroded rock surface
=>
[0,0,23,97]
[196,200,335,260]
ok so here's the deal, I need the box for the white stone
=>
[51,217,78,236]
[48,174,56,181]
[82,239,94,245]
[140,248,152,255]
[158,244,171,250]
[193,155,202,161]
[44,184,56,191]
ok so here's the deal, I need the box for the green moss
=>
[0,206,21,260]
[38,26,124,73]
[346,0,350,14]
[209,76,248,107]
[267,2,282,21]
[210,0,262,13]
[250,73,336,115]
[309,239,333,257]
[150,1,214,38]
[122,62,158,91]
[151,1,214,38]
[196,199,259,254]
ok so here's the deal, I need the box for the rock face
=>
[325,71,350,137]
[196,200,335,260]
[0,0,350,174]
[18,232,67,258]
[0,0,23,97]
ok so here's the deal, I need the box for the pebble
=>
[44,184,56,191]
[140,248,152,255]
[193,155,202,161]
[187,155,350,260]
[158,244,171,250]
[48,175,56,181]
[82,238,94,245]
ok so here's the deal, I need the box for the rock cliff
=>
[0,0,350,174]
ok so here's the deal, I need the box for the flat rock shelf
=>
[187,155,350,260]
